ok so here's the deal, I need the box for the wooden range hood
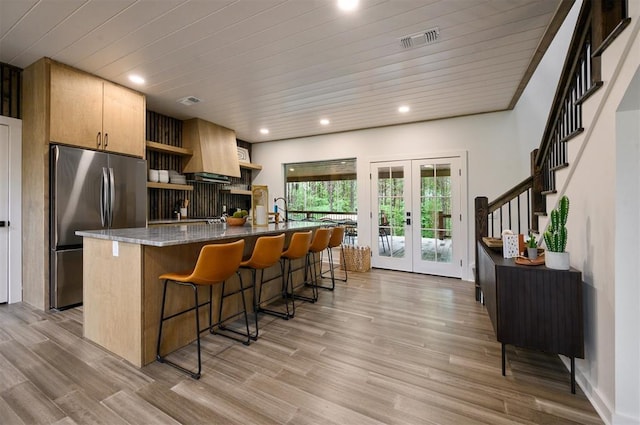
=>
[181,118,241,178]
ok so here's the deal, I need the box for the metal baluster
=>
[516,195,521,235]
[526,188,531,233]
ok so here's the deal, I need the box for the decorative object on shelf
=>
[169,170,186,185]
[158,170,169,183]
[179,199,189,219]
[482,237,503,251]
[251,185,269,227]
[515,251,545,266]
[526,232,538,260]
[544,195,570,270]
[501,230,519,259]
[227,210,248,226]
[148,169,159,182]
[237,146,250,163]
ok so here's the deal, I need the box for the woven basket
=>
[341,245,371,272]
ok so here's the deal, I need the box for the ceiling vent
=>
[399,27,440,49]
[177,96,202,106]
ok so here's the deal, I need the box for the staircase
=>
[474,0,632,300]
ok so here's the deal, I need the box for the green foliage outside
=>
[377,167,452,238]
[286,180,357,213]
[284,163,453,244]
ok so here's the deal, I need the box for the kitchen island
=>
[77,221,328,367]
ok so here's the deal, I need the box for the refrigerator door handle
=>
[100,167,108,227]
[108,167,115,227]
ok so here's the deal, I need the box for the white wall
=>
[551,6,639,423]
[511,1,581,159]
[615,100,640,424]
[253,110,524,279]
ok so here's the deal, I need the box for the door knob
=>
[0,221,7,227]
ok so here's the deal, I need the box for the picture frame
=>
[237,147,250,163]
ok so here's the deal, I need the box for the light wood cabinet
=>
[102,81,145,157]
[49,61,145,157]
[50,64,103,150]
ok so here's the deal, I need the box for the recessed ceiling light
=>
[260,128,270,135]
[398,105,410,113]
[320,118,330,125]
[337,0,359,12]
[129,75,145,85]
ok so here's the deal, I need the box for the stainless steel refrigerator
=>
[50,145,146,309]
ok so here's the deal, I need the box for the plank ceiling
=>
[0,0,571,143]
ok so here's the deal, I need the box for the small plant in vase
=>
[526,232,538,260]
[543,195,570,269]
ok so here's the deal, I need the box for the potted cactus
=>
[543,195,570,270]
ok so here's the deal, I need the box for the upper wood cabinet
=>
[102,81,145,157]
[48,60,145,157]
[182,118,241,177]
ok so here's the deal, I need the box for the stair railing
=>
[474,0,630,301]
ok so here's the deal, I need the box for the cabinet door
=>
[102,82,145,158]
[50,63,103,149]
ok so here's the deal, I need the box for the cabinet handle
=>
[97,131,102,148]
[104,133,108,148]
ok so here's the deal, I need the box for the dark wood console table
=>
[477,241,584,393]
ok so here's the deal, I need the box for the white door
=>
[371,157,463,278]
[0,123,9,303]
[371,161,413,272]
[411,158,462,278]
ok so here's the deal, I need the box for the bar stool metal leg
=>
[256,260,292,321]
[156,280,204,379]
[320,226,347,289]
[280,257,296,318]
[280,231,313,315]
[242,233,289,334]
[296,227,332,298]
[213,272,251,346]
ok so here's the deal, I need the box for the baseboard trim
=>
[559,356,618,425]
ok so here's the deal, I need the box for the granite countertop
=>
[148,218,212,225]
[76,221,328,247]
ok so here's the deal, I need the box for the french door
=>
[371,157,463,278]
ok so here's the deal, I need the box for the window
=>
[284,158,357,221]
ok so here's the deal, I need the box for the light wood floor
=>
[0,268,603,425]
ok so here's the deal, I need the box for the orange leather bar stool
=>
[301,227,333,300]
[320,225,347,290]
[239,233,286,340]
[287,227,332,305]
[280,231,313,318]
[156,239,247,379]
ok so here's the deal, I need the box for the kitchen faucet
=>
[273,197,288,222]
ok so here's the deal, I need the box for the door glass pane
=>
[420,163,452,264]
[436,163,451,196]
[377,166,405,258]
